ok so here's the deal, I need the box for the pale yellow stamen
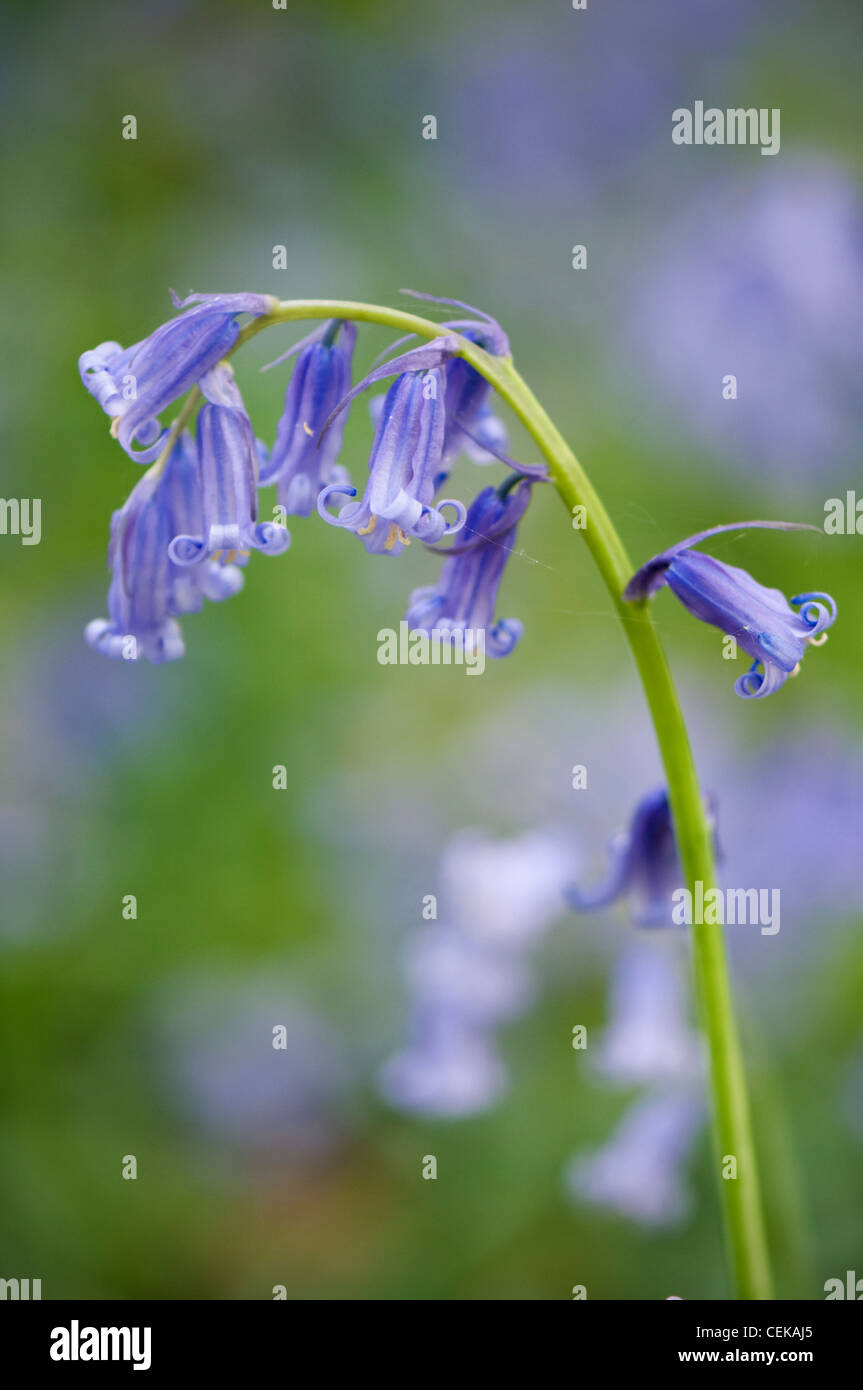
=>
[357,515,377,537]
[303,421,314,436]
[789,662,802,678]
[808,631,829,647]
[384,523,410,551]
[109,417,121,439]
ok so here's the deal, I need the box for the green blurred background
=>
[1,0,861,1299]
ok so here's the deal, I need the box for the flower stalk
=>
[255,299,773,1298]
[103,295,775,1297]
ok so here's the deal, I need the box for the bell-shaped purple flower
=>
[378,1010,507,1119]
[564,1088,703,1227]
[85,434,245,665]
[259,320,357,517]
[79,290,275,464]
[624,521,837,699]
[566,787,720,926]
[168,365,289,567]
[405,477,533,657]
[592,943,702,1086]
[318,365,465,552]
[157,430,247,613]
[440,324,509,466]
[384,291,512,469]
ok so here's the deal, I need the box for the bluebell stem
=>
[624,520,837,699]
[318,361,466,552]
[79,291,275,463]
[259,320,357,516]
[85,433,245,664]
[566,787,719,926]
[168,365,290,567]
[406,476,534,658]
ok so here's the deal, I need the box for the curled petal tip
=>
[168,534,205,566]
[252,521,291,555]
[792,591,837,631]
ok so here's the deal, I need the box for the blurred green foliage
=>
[0,0,861,1299]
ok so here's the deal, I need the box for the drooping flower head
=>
[318,349,467,553]
[564,1088,703,1227]
[392,290,512,469]
[624,521,837,699]
[379,1010,507,1119]
[566,787,720,926]
[592,943,702,1087]
[406,476,534,658]
[259,320,357,517]
[79,291,275,463]
[168,365,289,567]
[85,432,245,665]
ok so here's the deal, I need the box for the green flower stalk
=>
[80,288,819,1300]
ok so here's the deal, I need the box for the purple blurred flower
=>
[79,290,275,463]
[379,1012,507,1119]
[158,976,351,1156]
[592,943,702,1087]
[623,163,863,479]
[565,1088,703,1227]
[404,924,535,1027]
[440,827,571,947]
[406,478,534,658]
[260,319,357,517]
[379,828,569,1119]
[625,522,837,700]
[567,787,719,926]
[449,0,761,211]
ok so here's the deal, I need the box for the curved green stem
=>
[226,299,772,1297]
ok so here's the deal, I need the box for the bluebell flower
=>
[79,290,275,463]
[168,365,290,566]
[405,477,533,657]
[259,320,357,516]
[378,1010,507,1119]
[440,827,571,947]
[564,1088,703,1227]
[566,787,719,926]
[440,325,509,466]
[393,291,512,469]
[624,521,837,699]
[404,924,535,1027]
[85,432,245,664]
[592,943,702,1087]
[319,362,466,552]
[379,828,568,1120]
[156,429,247,612]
